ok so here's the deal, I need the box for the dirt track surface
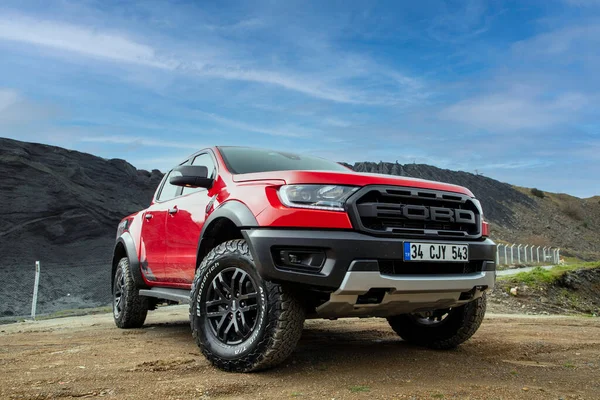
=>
[1,306,599,399]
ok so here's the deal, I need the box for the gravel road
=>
[1,305,599,399]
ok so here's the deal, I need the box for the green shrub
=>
[562,202,584,221]
[531,188,545,198]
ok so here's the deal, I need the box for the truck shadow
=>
[141,318,504,375]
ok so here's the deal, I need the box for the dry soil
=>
[1,305,599,399]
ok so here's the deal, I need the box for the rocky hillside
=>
[0,138,163,265]
[0,138,163,319]
[0,138,598,319]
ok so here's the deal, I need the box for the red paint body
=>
[118,147,488,290]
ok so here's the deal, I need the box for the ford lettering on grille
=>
[400,205,476,224]
[347,186,482,239]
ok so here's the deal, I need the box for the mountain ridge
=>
[1,137,598,317]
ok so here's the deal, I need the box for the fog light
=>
[276,249,326,272]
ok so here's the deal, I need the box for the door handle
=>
[168,207,178,215]
[145,213,153,220]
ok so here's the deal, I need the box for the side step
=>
[139,287,190,303]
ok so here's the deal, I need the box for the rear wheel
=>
[190,239,305,372]
[387,294,487,349]
[112,257,148,329]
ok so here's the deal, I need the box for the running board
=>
[139,287,190,303]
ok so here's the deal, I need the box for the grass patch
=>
[432,394,445,399]
[498,262,599,287]
[349,385,370,393]
[558,288,584,309]
[290,392,304,397]
[563,362,576,369]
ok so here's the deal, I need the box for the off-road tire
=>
[387,293,487,349]
[112,257,148,329]
[190,239,305,372]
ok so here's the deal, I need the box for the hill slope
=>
[0,138,163,318]
[0,138,163,265]
[0,138,598,318]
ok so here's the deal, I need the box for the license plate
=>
[404,242,469,262]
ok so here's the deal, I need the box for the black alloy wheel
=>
[113,267,125,319]
[204,267,260,345]
[190,239,305,372]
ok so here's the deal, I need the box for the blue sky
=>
[0,0,599,197]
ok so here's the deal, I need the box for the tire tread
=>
[190,239,305,372]
[113,257,148,329]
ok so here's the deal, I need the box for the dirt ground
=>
[1,305,599,400]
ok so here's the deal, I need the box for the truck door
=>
[139,168,182,283]
[163,152,217,284]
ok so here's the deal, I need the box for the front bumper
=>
[243,229,496,318]
[242,229,496,289]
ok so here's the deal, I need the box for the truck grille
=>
[346,186,481,239]
[378,259,482,275]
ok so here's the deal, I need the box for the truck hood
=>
[232,170,474,197]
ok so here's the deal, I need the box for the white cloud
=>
[323,117,352,128]
[0,15,174,69]
[0,88,59,127]
[512,24,600,56]
[439,89,589,132]
[426,0,491,43]
[78,135,202,150]
[480,160,551,170]
[196,111,316,138]
[76,108,315,143]
[438,20,600,133]
[127,156,185,172]
[193,65,367,104]
[0,89,20,111]
[204,18,265,33]
[0,13,422,106]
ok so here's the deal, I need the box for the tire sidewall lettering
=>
[195,254,269,359]
[196,261,220,317]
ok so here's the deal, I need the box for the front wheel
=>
[189,239,305,372]
[387,293,487,349]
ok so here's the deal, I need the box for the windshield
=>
[217,147,350,174]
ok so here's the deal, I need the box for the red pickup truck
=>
[111,146,496,372]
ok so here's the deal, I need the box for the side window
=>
[157,169,182,201]
[182,153,216,195]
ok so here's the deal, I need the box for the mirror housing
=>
[169,165,213,189]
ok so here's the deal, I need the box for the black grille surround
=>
[346,186,482,240]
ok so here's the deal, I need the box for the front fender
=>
[113,232,148,289]
[196,200,259,266]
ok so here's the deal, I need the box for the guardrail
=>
[496,244,560,267]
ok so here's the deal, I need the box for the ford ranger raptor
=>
[111,146,496,372]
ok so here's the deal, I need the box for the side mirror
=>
[169,165,213,189]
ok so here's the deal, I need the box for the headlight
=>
[278,185,359,211]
